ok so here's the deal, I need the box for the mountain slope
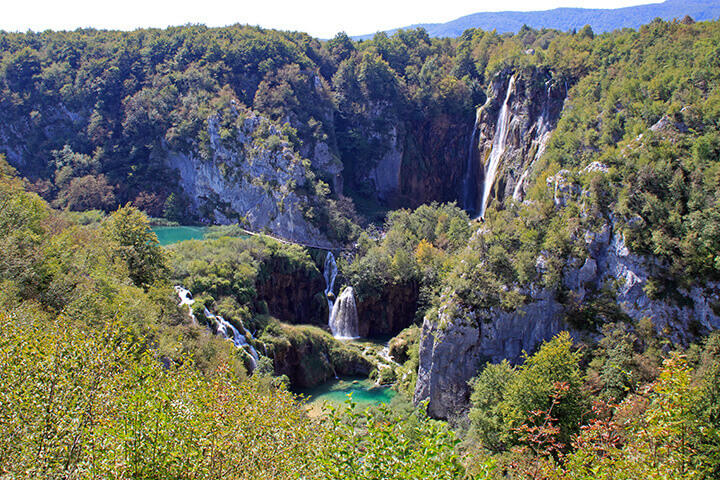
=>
[357,0,720,38]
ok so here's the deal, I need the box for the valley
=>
[2,10,720,478]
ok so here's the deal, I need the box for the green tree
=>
[103,204,168,288]
[468,332,586,451]
[469,360,516,452]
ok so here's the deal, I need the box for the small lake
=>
[296,378,396,416]
[152,226,207,246]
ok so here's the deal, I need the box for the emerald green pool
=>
[296,378,396,412]
[152,226,207,246]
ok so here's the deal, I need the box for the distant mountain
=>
[356,0,720,39]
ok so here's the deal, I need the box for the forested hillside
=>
[0,160,464,477]
[2,13,720,479]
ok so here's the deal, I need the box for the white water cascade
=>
[514,81,553,203]
[479,75,516,219]
[323,252,338,315]
[329,286,360,340]
[174,285,259,370]
[175,286,198,323]
[203,307,260,370]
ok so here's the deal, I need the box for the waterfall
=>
[480,74,516,219]
[174,286,198,324]
[512,169,530,202]
[174,285,258,371]
[462,110,482,216]
[329,286,360,339]
[323,252,338,314]
[204,307,259,370]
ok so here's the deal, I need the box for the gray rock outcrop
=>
[413,289,567,419]
[463,67,567,215]
[164,109,334,247]
[414,217,720,419]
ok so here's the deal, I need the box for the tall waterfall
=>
[324,252,338,314]
[462,111,482,216]
[512,80,554,203]
[480,75,516,219]
[329,286,360,339]
[174,285,259,371]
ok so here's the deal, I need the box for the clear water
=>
[152,226,207,246]
[296,378,396,410]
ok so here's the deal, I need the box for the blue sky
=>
[3,0,662,38]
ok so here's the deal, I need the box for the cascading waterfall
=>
[174,285,259,370]
[479,74,516,219]
[512,169,530,202]
[323,252,338,315]
[204,307,260,370]
[175,286,198,324]
[329,286,360,339]
[462,110,482,216]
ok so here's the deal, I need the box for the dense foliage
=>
[3,13,720,479]
[462,329,720,479]
[343,202,471,320]
[528,18,720,287]
[0,159,466,478]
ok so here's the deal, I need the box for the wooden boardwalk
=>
[237,227,350,252]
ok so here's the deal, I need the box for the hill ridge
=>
[354,0,720,39]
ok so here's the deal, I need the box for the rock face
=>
[270,328,372,387]
[414,289,567,419]
[164,110,334,247]
[356,283,419,337]
[256,272,328,325]
[462,67,567,216]
[344,103,472,209]
[414,219,720,419]
[400,115,473,208]
[368,123,405,204]
[581,221,720,342]
[307,140,344,194]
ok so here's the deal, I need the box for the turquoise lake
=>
[152,226,207,246]
[296,378,396,414]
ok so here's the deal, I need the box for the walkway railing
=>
[237,227,351,251]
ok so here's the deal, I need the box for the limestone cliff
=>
[164,109,335,247]
[400,115,472,208]
[342,101,471,209]
[256,271,328,326]
[463,67,567,217]
[265,325,372,387]
[356,283,419,337]
[413,217,720,419]
[413,288,568,419]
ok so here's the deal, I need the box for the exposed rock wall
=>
[413,289,568,419]
[344,104,471,209]
[465,67,567,214]
[581,221,720,341]
[368,123,405,203]
[400,115,471,208]
[270,330,372,387]
[164,110,335,247]
[414,219,720,419]
[356,283,419,337]
[256,272,328,325]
